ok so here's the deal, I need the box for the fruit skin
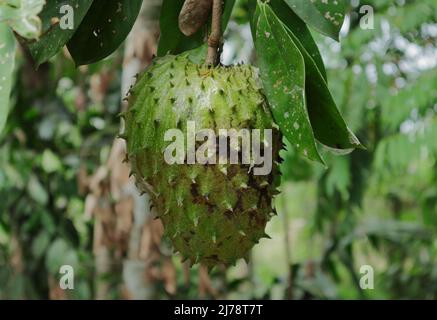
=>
[123,53,282,267]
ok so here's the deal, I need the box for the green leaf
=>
[67,0,143,65]
[27,174,48,204]
[282,21,362,152]
[0,23,15,135]
[255,2,323,163]
[283,0,346,41]
[45,238,78,274]
[252,2,361,153]
[280,139,313,182]
[157,0,203,56]
[222,0,236,32]
[32,231,51,258]
[25,0,94,65]
[249,0,260,38]
[41,149,62,173]
[382,68,437,132]
[158,0,236,57]
[269,0,326,81]
[325,156,350,200]
[0,0,45,39]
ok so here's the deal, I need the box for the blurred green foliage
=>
[0,48,122,298]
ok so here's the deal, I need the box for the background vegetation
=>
[1,0,437,299]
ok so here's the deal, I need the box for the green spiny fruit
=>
[123,53,282,267]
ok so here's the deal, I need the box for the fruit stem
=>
[206,0,223,66]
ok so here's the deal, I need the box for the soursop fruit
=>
[123,53,282,267]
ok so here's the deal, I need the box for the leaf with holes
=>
[255,1,323,163]
[279,16,362,152]
[269,0,326,81]
[67,0,143,65]
[283,0,347,41]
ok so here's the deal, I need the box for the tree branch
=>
[206,0,223,66]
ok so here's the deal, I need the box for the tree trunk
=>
[85,0,166,300]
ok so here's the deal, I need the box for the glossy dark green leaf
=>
[283,0,347,41]
[26,0,93,65]
[222,0,237,31]
[67,0,143,65]
[281,19,362,152]
[0,24,15,135]
[158,0,236,57]
[157,0,203,56]
[249,0,260,38]
[255,1,323,163]
[269,0,326,81]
